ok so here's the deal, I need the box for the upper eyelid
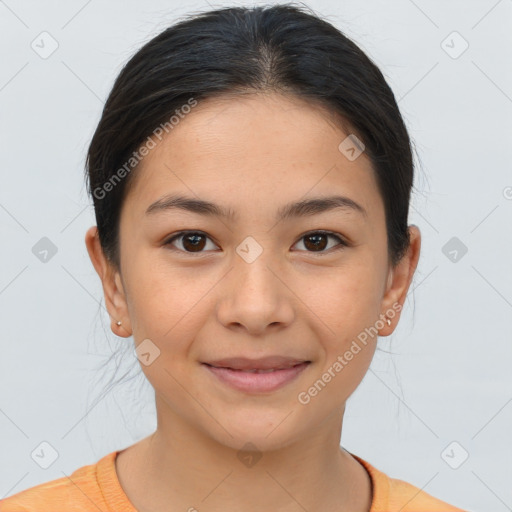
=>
[165,230,347,251]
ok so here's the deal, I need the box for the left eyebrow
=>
[145,193,368,221]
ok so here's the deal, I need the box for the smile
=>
[202,361,311,393]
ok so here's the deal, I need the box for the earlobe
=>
[110,272,133,338]
[85,226,132,338]
[378,225,421,336]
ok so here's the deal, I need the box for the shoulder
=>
[387,476,467,511]
[349,452,467,512]
[0,452,115,512]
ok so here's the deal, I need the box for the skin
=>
[85,92,421,512]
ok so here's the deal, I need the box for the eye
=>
[292,230,348,254]
[164,231,219,255]
[164,230,347,255]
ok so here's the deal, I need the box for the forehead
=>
[121,93,382,222]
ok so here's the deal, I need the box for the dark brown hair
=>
[85,3,417,270]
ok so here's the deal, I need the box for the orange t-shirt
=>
[1,450,467,511]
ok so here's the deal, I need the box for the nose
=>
[216,255,295,336]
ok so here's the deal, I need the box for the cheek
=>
[126,269,204,390]
[122,248,185,326]
[298,270,382,407]
[304,259,383,339]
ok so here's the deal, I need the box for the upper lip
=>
[203,356,310,371]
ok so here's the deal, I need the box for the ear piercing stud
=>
[115,318,390,328]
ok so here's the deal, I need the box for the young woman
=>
[1,4,467,511]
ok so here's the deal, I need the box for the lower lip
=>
[202,362,310,393]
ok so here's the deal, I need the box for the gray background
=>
[1,1,511,510]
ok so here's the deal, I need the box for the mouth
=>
[202,355,311,372]
[201,360,311,393]
[202,362,309,372]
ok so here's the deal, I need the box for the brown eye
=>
[293,231,347,254]
[165,231,218,254]
[164,230,347,256]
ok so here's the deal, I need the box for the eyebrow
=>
[145,193,367,221]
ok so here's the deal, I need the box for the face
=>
[86,92,420,452]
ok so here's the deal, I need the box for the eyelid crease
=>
[163,229,349,255]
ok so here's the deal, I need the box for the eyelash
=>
[163,230,348,256]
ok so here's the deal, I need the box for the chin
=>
[203,411,305,454]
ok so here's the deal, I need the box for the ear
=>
[85,226,132,337]
[378,225,421,336]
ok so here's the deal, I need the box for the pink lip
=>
[202,362,310,393]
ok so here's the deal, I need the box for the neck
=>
[115,396,372,512]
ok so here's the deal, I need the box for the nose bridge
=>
[216,236,294,332]
[233,235,279,295]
